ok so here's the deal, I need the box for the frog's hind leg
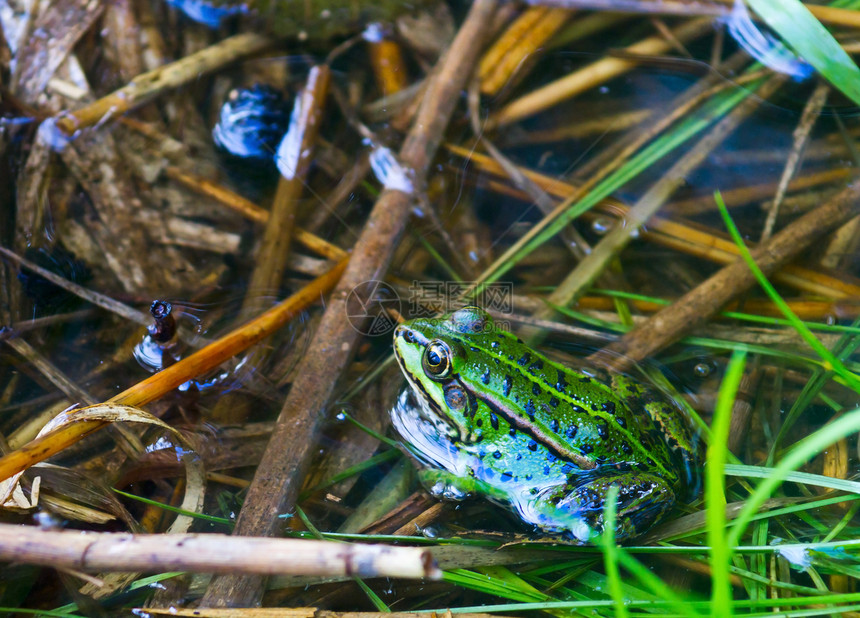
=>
[541,472,675,543]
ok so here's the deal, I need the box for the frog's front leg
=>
[537,472,676,543]
[418,469,512,503]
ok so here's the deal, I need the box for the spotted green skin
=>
[391,306,701,543]
[172,0,431,38]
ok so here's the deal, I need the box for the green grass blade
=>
[714,191,860,392]
[112,488,232,526]
[615,549,702,616]
[727,406,860,548]
[725,464,860,495]
[601,484,628,618]
[747,0,860,106]
[708,349,746,617]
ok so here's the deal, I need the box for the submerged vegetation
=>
[2,0,860,615]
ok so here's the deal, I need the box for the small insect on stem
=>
[148,300,176,344]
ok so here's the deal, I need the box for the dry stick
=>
[478,5,573,96]
[587,180,860,373]
[667,167,850,216]
[55,33,276,134]
[241,66,330,320]
[200,0,500,608]
[0,524,439,579]
[537,74,788,322]
[490,17,712,127]
[0,246,149,327]
[448,146,860,299]
[761,82,830,242]
[0,260,348,482]
[163,167,348,261]
[533,0,860,28]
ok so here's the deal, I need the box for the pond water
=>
[2,0,860,615]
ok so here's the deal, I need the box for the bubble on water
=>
[592,217,612,235]
[693,362,712,378]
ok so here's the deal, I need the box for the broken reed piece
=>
[0,523,440,580]
[445,144,860,300]
[54,33,276,135]
[588,179,860,372]
[478,5,573,96]
[368,36,409,96]
[0,258,348,482]
[241,65,330,320]
[163,166,348,261]
[489,17,713,127]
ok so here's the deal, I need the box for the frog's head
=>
[393,306,493,443]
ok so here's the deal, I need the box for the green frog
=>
[391,306,701,543]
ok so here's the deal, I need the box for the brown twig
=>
[200,0,500,608]
[0,524,439,579]
[54,33,275,135]
[241,66,330,319]
[0,259,348,482]
[163,167,347,261]
[761,82,830,242]
[490,17,712,127]
[587,180,860,372]
[536,74,787,321]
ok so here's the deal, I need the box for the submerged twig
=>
[0,259,348,482]
[163,167,348,261]
[537,75,787,322]
[588,180,860,372]
[490,17,712,127]
[241,66,330,319]
[761,81,830,242]
[200,0,500,608]
[55,33,275,135]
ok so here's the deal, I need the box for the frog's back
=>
[443,322,681,488]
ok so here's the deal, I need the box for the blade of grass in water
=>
[714,191,860,392]
[615,549,702,617]
[464,80,760,300]
[725,464,860,495]
[601,485,628,618]
[113,488,232,526]
[589,288,860,337]
[708,349,746,618]
[727,406,860,548]
[747,0,860,106]
[443,569,554,603]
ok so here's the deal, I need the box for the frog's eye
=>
[423,340,452,379]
